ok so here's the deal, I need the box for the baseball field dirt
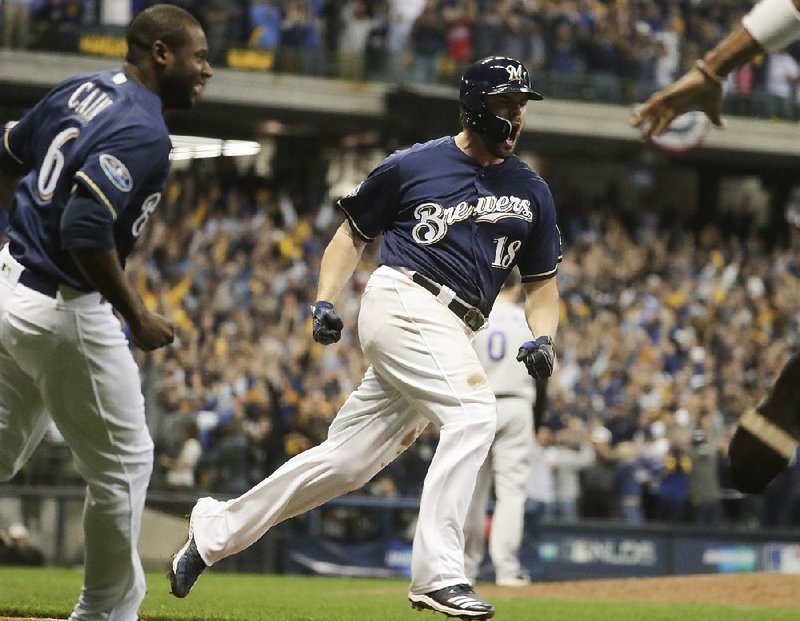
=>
[487,573,800,608]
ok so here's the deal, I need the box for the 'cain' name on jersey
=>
[412,195,532,245]
[67,82,114,124]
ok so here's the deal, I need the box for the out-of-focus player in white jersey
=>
[464,269,547,587]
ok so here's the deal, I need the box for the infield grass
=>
[0,567,797,621]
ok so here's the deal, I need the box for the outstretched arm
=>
[631,0,800,139]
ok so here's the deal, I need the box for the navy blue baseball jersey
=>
[0,69,171,290]
[338,136,562,316]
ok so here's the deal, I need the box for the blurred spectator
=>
[584,17,623,103]
[364,0,390,80]
[2,0,33,49]
[615,440,649,524]
[201,0,240,65]
[580,426,619,519]
[0,523,44,566]
[688,425,722,525]
[549,21,581,78]
[470,1,501,63]
[249,0,281,51]
[337,0,371,80]
[545,417,594,522]
[526,426,555,522]
[385,0,423,81]
[441,0,475,79]
[499,6,526,71]
[657,442,693,523]
[409,2,446,83]
[765,51,800,120]
[279,0,322,75]
[160,420,202,489]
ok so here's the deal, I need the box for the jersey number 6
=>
[38,127,80,200]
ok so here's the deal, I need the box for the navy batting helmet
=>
[460,56,543,143]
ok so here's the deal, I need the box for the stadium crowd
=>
[3,0,800,116]
[5,154,798,531]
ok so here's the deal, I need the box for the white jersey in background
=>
[464,299,537,586]
[474,301,536,400]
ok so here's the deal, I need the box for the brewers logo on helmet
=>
[460,56,544,144]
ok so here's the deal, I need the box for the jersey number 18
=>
[492,236,521,269]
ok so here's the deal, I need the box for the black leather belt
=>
[19,269,58,298]
[411,272,485,331]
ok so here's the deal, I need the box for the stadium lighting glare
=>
[169,134,261,160]
[4,124,260,161]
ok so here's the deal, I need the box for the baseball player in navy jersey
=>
[464,270,542,587]
[170,55,560,620]
[632,0,800,496]
[0,6,211,620]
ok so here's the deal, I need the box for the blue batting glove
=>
[311,301,343,345]
[516,336,556,380]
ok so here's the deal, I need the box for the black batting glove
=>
[517,336,556,380]
[311,301,343,345]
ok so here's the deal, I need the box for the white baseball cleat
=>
[496,572,532,587]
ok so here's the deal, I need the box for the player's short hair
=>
[126,4,201,63]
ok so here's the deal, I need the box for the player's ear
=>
[151,40,171,68]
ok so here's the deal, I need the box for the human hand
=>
[631,67,724,141]
[311,301,343,344]
[130,311,175,352]
[516,336,556,380]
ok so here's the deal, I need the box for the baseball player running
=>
[170,55,561,620]
[0,6,211,620]
[632,0,800,495]
[464,270,540,587]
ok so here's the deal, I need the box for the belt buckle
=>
[463,308,484,331]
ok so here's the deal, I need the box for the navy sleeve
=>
[73,123,170,223]
[61,185,115,250]
[337,155,401,241]
[517,182,562,283]
[0,116,34,175]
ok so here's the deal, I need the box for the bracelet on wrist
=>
[695,59,724,84]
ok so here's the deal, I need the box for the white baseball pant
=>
[190,265,497,593]
[464,396,533,583]
[0,244,153,621]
